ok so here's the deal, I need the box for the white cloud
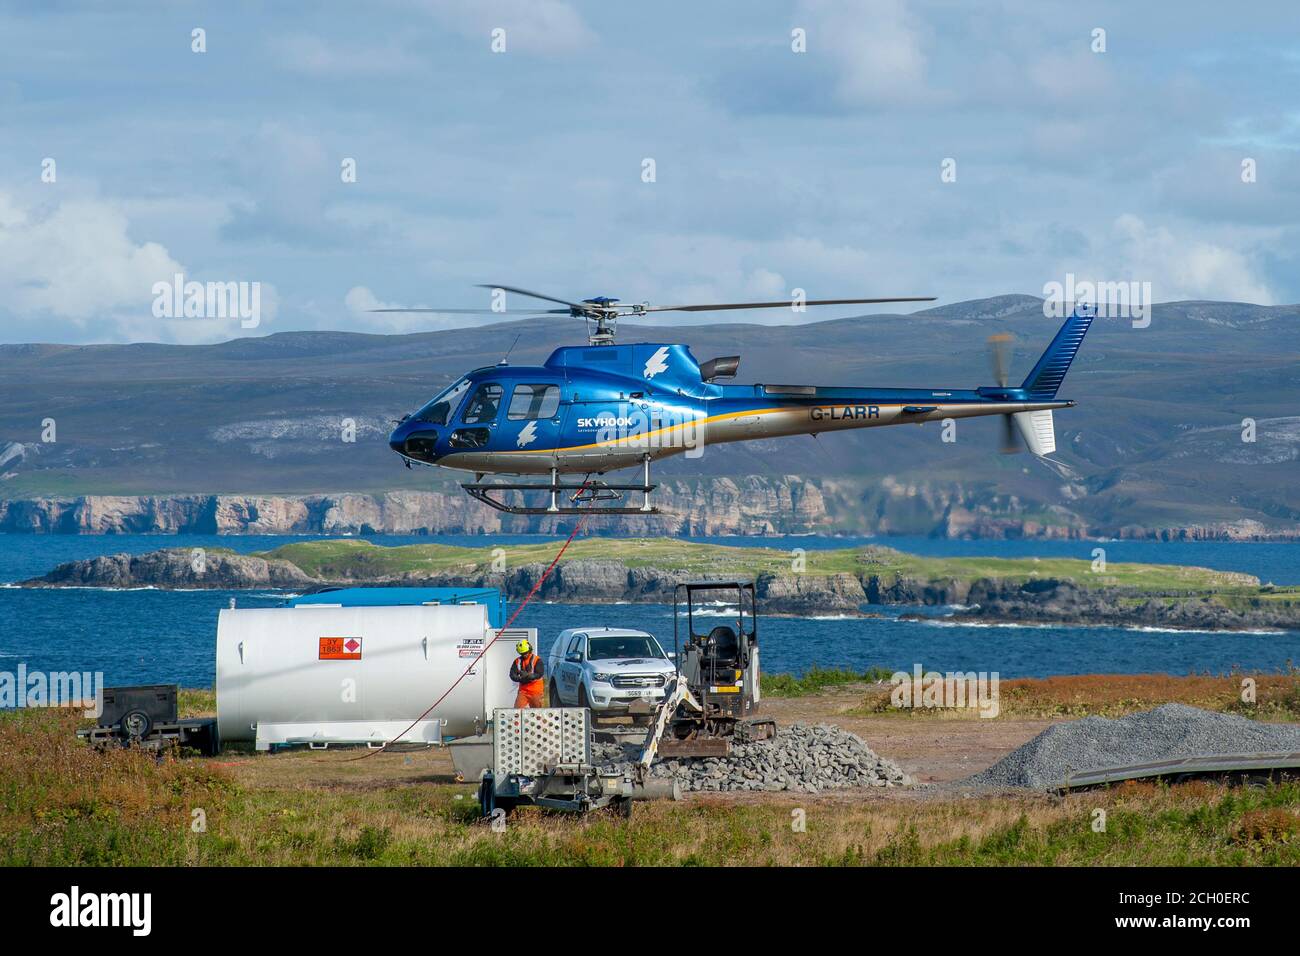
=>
[414,0,595,54]
[1025,50,1114,105]
[743,268,788,299]
[1067,214,1275,305]
[345,285,403,313]
[796,0,929,106]
[0,191,182,321]
[273,34,424,76]
[221,122,356,247]
[0,189,281,344]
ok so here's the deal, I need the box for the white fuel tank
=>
[216,603,525,750]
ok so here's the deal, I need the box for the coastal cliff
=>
[0,481,829,536]
[1,485,1293,540]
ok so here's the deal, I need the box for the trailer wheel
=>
[121,710,152,740]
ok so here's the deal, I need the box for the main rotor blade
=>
[476,284,587,311]
[640,296,935,313]
[368,308,569,314]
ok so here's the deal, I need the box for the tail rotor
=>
[988,333,1022,454]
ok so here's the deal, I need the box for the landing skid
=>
[462,461,660,516]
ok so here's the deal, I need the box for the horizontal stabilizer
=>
[1013,409,1056,456]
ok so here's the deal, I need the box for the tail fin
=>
[1020,306,1095,400]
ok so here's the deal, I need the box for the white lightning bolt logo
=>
[516,420,538,448]
[643,346,670,379]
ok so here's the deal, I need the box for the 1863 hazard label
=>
[319,637,362,660]
[456,637,485,675]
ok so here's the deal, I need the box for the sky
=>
[1,0,1298,345]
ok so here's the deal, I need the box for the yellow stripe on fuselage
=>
[499,402,937,455]
[497,405,790,455]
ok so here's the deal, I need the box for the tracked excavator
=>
[638,581,776,767]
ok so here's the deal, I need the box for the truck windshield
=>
[587,635,665,660]
[412,378,471,425]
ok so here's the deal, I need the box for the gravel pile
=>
[594,722,912,793]
[967,703,1300,790]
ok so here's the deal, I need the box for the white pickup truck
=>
[545,627,677,716]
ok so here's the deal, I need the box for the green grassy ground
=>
[4,707,1299,866]
[250,538,1300,624]
[760,666,893,698]
[256,537,1285,602]
[6,674,1300,867]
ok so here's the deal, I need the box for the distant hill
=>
[1,296,1297,536]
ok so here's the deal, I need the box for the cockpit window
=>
[413,378,471,425]
[462,383,504,424]
[507,384,561,421]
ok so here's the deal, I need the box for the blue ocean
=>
[1,533,1298,688]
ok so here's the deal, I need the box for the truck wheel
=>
[578,683,590,708]
[549,681,561,707]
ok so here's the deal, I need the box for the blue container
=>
[286,587,507,628]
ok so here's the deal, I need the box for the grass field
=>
[258,537,1261,589]
[760,665,896,698]
[5,674,1300,867]
[252,538,1299,615]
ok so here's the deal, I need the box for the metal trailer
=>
[1052,752,1300,792]
[474,707,678,818]
[77,684,220,757]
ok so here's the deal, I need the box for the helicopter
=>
[379,285,1095,515]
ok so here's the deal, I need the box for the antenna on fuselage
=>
[498,333,523,366]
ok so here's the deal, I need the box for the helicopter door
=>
[502,382,564,456]
[448,381,503,449]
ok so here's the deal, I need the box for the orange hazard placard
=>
[319,636,362,660]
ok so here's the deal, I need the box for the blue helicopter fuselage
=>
[387,312,1091,477]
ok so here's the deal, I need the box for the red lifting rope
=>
[348,502,593,761]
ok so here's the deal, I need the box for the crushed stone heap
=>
[594,722,913,793]
[966,703,1300,790]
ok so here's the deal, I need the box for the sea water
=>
[1,533,1297,687]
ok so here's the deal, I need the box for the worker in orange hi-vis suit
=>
[509,638,547,708]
